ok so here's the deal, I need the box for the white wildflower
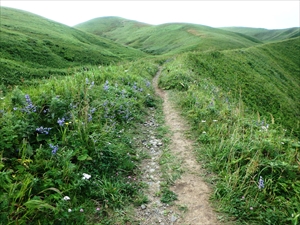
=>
[63,196,70,201]
[82,173,91,180]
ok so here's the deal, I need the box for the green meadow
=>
[0,6,299,225]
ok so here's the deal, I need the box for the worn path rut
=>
[153,67,219,224]
[135,67,220,224]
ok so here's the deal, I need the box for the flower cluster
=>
[88,107,96,122]
[22,94,36,113]
[132,82,143,92]
[82,173,91,180]
[103,80,109,91]
[85,78,94,89]
[69,103,78,109]
[258,176,264,189]
[118,105,131,121]
[102,101,115,120]
[36,126,52,135]
[145,80,151,88]
[49,144,59,154]
[257,120,269,131]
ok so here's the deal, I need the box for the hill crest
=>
[75,16,263,55]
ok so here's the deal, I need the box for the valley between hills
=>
[0,6,299,225]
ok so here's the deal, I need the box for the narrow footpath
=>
[135,67,220,224]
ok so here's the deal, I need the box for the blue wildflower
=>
[90,107,96,114]
[102,100,108,107]
[258,176,264,189]
[57,117,65,126]
[145,80,151,87]
[88,114,92,122]
[87,108,96,122]
[90,81,94,88]
[132,83,137,91]
[103,80,109,91]
[25,94,31,104]
[23,94,36,113]
[49,144,59,154]
[36,126,52,135]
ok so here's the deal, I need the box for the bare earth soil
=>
[135,67,220,224]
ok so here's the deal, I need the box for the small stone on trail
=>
[171,214,177,222]
[141,204,146,210]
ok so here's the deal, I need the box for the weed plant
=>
[0,60,158,224]
[159,56,299,225]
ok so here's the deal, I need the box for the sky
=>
[1,0,299,29]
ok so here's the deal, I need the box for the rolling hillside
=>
[1,6,299,225]
[220,26,300,42]
[75,17,262,55]
[160,36,300,136]
[0,7,146,86]
[159,37,300,225]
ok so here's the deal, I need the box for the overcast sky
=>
[1,1,299,29]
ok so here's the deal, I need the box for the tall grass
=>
[0,60,158,224]
[159,56,299,224]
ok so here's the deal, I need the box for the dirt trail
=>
[152,67,220,224]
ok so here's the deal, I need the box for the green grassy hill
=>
[220,27,300,42]
[1,6,299,225]
[75,16,151,36]
[159,37,300,225]
[0,7,146,86]
[160,36,300,137]
[75,17,262,55]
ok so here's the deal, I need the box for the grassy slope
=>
[1,7,299,225]
[0,7,146,86]
[75,17,262,55]
[75,16,151,36]
[0,59,159,224]
[159,38,300,224]
[220,27,300,42]
[160,37,300,137]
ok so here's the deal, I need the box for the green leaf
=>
[37,187,62,196]
[77,154,92,161]
[24,199,55,211]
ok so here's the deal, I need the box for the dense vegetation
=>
[0,6,299,225]
[184,37,300,137]
[159,50,299,224]
[0,60,158,224]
